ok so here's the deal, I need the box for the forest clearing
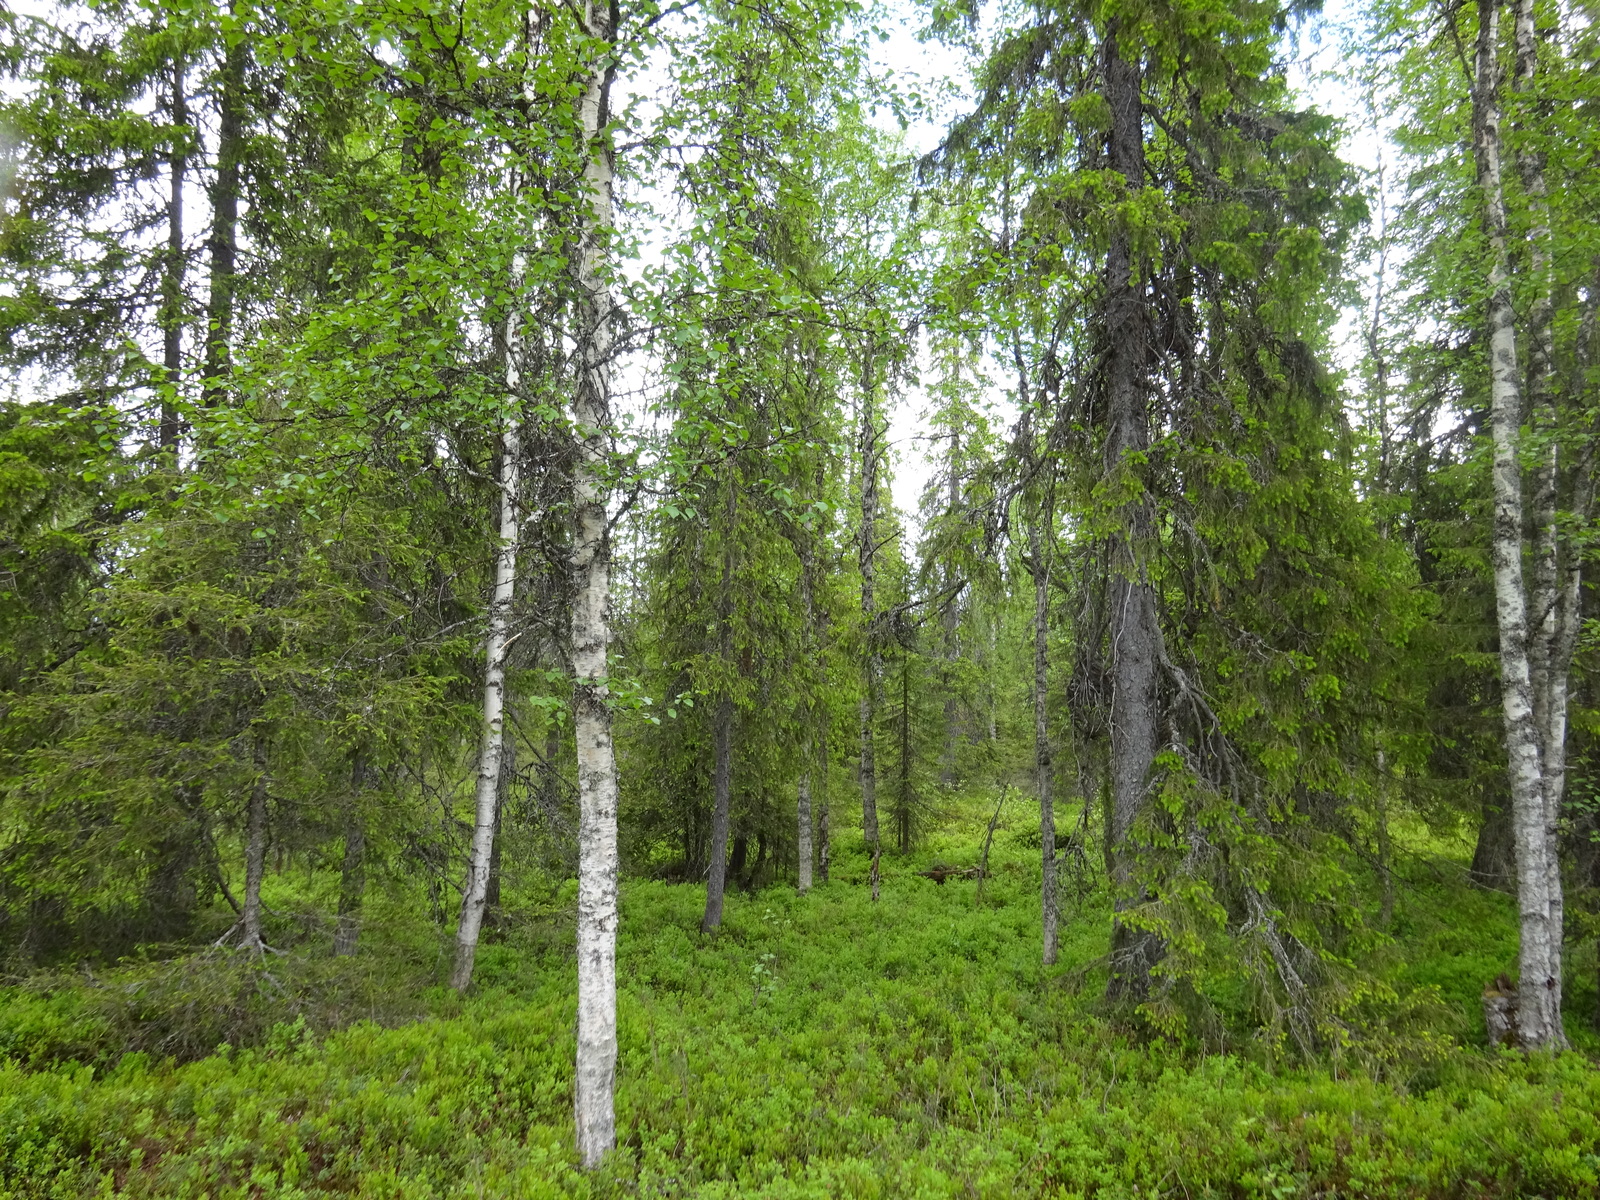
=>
[3,0,1600,1191]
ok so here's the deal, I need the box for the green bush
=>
[1,796,1597,1198]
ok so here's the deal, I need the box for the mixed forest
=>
[1,0,1599,1192]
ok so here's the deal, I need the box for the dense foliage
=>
[1,0,1597,1187]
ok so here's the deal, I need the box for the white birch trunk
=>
[1473,0,1562,1048]
[451,400,520,992]
[1514,0,1570,1043]
[797,768,813,893]
[571,3,620,1164]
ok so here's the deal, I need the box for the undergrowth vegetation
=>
[2,794,1598,1199]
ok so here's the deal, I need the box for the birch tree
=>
[570,0,620,1163]
[450,369,521,991]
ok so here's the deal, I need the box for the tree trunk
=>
[160,57,186,451]
[571,4,620,1163]
[745,829,767,892]
[818,730,831,883]
[940,435,961,789]
[485,732,515,935]
[202,38,245,410]
[1101,24,1163,1003]
[1471,795,1517,891]
[1375,748,1394,928]
[334,754,366,957]
[897,651,912,853]
[1473,0,1562,1049]
[451,400,521,992]
[798,766,813,893]
[703,695,735,930]
[1514,0,1571,1035]
[858,350,882,897]
[240,745,268,951]
[1030,516,1058,966]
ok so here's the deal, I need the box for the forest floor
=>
[3,793,1600,1198]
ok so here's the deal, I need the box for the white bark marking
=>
[572,2,620,1165]
[1473,0,1562,1048]
[451,403,520,992]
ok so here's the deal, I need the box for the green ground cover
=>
[2,796,1598,1199]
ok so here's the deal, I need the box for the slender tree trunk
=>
[1030,516,1058,965]
[858,350,882,898]
[940,435,961,789]
[240,744,268,951]
[571,5,620,1163]
[1474,0,1562,1048]
[798,544,818,893]
[900,654,914,852]
[334,753,367,956]
[1101,25,1163,1003]
[484,733,515,933]
[452,411,521,991]
[1375,748,1394,928]
[202,38,245,410]
[703,695,735,930]
[746,829,767,892]
[703,505,738,930]
[160,57,186,451]
[798,766,813,893]
[818,729,831,883]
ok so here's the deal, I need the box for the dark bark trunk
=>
[859,350,882,872]
[160,57,186,450]
[334,753,366,956]
[897,653,912,854]
[484,734,515,937]
[1031,519,1058,966]
[940,435,961,789]
[1471,795,1517,891]
[702,695,735,931]
[240,745,268,951]
[743,830,766,892]
[1101,24,1163,1003]
[203,38,246,410]
[334,815,365,956]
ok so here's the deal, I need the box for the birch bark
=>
[1473,0,1562,1048]
[450,355,521,992]
[571,1,620,1163]
[1513,0,1573,1038]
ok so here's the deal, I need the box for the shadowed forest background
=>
[1,0,1599,1192]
